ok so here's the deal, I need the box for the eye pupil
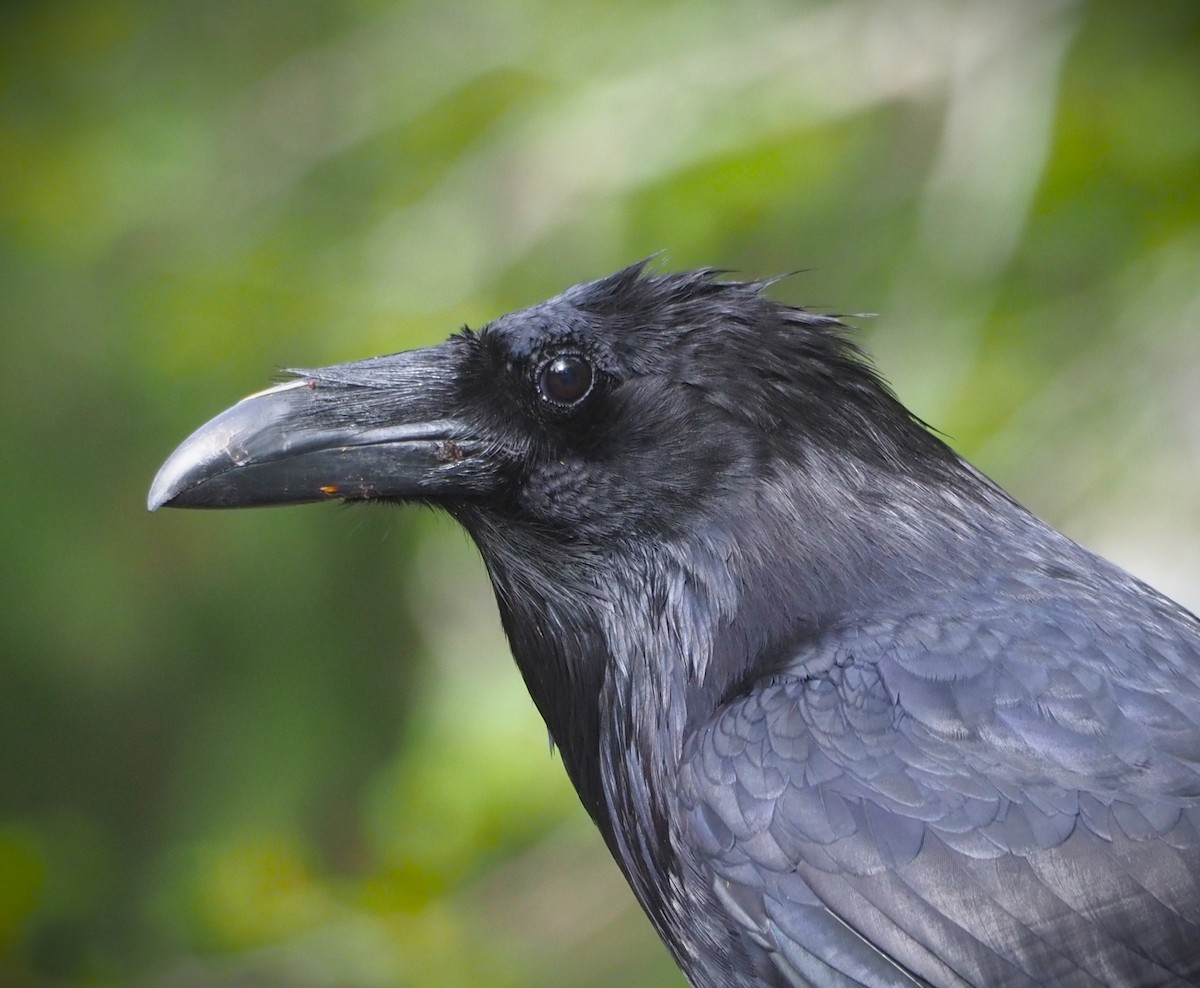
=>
[539,354,593,405]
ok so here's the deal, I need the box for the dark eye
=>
[537,353,594,406]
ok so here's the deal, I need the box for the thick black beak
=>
[148,342,493,510]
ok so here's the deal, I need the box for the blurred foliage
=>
[2,0,1199,985]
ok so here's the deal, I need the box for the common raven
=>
[150,263,1200,987]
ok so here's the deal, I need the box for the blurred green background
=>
[3,0,1199,985]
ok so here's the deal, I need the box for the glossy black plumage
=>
[149,264,1200,986]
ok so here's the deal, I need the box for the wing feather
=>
[677,610,1200,986]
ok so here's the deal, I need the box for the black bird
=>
[150,263,1200,987]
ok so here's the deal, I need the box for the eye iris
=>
[540,354,593,404]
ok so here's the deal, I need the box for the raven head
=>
[150,262,965,543]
